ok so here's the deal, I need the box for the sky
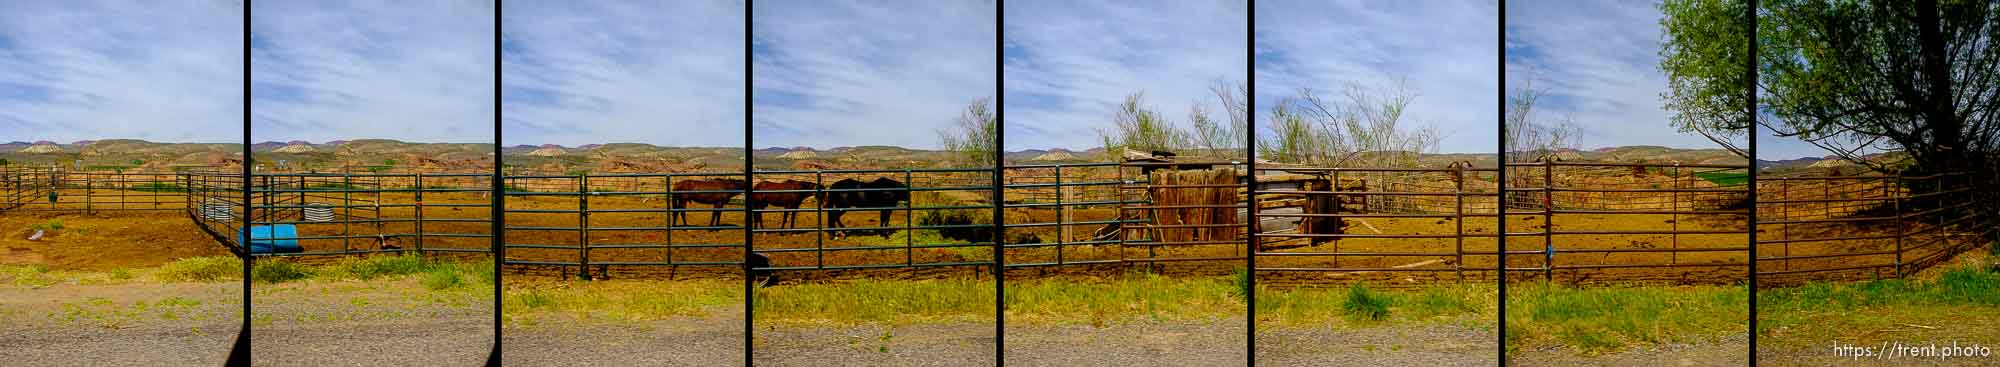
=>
[0,1,242,144]
[503,1,743,147]
[753,0,995,150]
[1506,0,1815,159]
[1003,0,1246,151]
[1257,0,1498,154]
[251,0,494,144]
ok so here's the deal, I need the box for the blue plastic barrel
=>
[242,224,303,254]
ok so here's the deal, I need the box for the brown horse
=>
[671,178,747,229]
[749,179,823,230]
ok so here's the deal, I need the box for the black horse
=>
[824,177,909,238]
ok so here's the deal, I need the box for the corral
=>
[2,162,1990,287]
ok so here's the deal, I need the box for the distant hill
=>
[13,140,1903,176]
[0,139,239,170]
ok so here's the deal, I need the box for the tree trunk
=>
[1916,0,1965,175]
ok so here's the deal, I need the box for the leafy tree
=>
[1661,0,1999,175]
[937,97,997,167]
[1097,81,1250,162]
[1100,92,1191,157]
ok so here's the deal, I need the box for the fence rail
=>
[1754,171,1997,284]
[5,162,1992,285]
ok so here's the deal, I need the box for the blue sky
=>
[1506,0,1815,158]
[1004,0,1246,151]
[503,0,743,147]
[0,1,241,143]
[753,0,995,150]
[1257,0,1498,154]
[251,0,493,144]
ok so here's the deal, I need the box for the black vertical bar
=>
[490,0,505,363]
[993,0,1007,365]
[1244,1,1257,364]
[1746,0,1759,364]
[743,0,756,365]
[1496,0,1510,364]
[232,0,252,363]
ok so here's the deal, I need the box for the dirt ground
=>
[0,209,232,270]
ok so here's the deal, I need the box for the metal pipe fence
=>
[1754,171,1997,284]
[1249,166,1502,279]
[748,167,997,272]
[184,170,246,255]
[8,162,1994,285]
[1000,162,1149,268]
[0,167,198,212]
[1501,161,1753,283]
[242,171,495,258]
[501,172,746,279]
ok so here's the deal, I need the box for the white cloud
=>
[251,0,494,143]
[502,0,744,147]
[1004,0,1247,151]
[0,0,243,143]
[1504,0,1745,151]
[1256,0,1499,153]
[752,0,995,149]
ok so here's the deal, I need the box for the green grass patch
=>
[504,280,738,325]
[250,261,311,283]
[1761,261,2000,335]
[28,219,65,231]
[1693,171,1748,186]
[1007,272,1244,326]
[322,254,438,280]
[1343,283,1392,322]
[3,264,58,287]
[1255,282,1491,328]
[154,256,241,282]
[422,270,465,290]
[1506,282,1746,355]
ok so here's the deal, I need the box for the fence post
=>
[1055,165,1066,265]
[1543,161,1555,282]
[1893,175,1906,278]
[343,172,353,254]
[1453,167,1465,280]
[1116,165,1128,263]
[815,170,825,269]
[415,172,426,256]
[664,175,675,267]
[905,169,915,267]
[84,174,92,214]
[1332,169,1341,269]
[578,174,592,280]
[1670,164,1679,266]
